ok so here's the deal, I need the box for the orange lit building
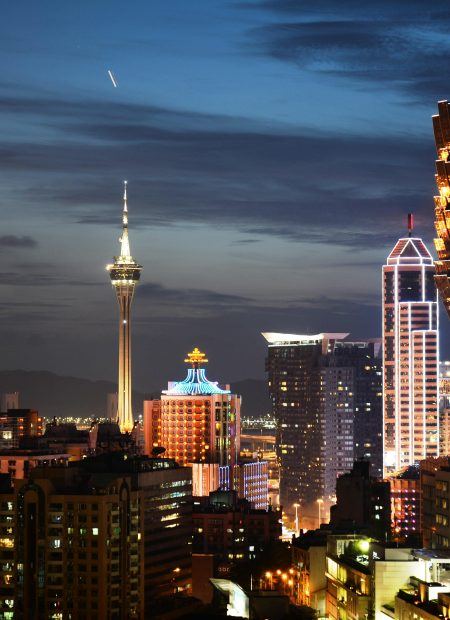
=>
[144,348,241,466]
[390,465,421,542]
[0,409,43,449]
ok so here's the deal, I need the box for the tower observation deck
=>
[106,182,142,433]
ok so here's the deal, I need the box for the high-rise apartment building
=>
[107,182,142,433]
[144,348,241,466]
[383,234,439,475]
[264,333,382,521]
[0,452,192,618]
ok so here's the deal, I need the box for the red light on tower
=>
[408,213,414,237]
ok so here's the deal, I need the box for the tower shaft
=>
[116,285,136,433]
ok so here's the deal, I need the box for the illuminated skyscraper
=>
[382,233,439,475]
[107,182,142,433]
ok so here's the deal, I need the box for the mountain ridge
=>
[0,370,270,419]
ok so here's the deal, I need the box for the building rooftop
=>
[262,332,349,345]
[386,237,433,265]
[163,367,230,396]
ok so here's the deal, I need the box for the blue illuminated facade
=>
[163,367,230,396]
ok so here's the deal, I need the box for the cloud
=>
[139,281,251,314]
[0,90,436,251]
[0,235,37,248]
[241,1,450,100]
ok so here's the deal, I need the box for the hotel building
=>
[144,348,241,467]
[382,235,439,475]
[144,349,271,509]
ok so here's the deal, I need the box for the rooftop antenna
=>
[408,213,414,238]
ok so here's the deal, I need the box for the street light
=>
[317,498,324,526]
[293,503,300,536]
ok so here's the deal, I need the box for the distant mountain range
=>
[0,370,270,420]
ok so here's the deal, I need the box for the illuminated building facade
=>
[440,362,450,455]
[432,100,450,316]
[107,182,142,433]
[383,235,439,475]
[192,461,269,510]
[0,452,192,618]
[263,333,382,520]
[421,456,450,549]
[144,348,241,466]
[240,432,279,506]
[390,466,421,542]
[0,409,43,449]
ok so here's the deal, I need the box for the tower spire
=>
[120,180,131,258]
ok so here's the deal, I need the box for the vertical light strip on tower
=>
[106,182,142,432]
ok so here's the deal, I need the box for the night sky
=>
[1,0,450,390]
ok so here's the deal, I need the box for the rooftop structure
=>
[163,347,230,396]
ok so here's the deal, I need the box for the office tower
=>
[263,333,382,522]
[0,393,19,411]
[0,452,192,618]
[107,182,142,433]
[382,233,439,475]
[144,347,241,466]
[432,100,450,316]
[330,460,390,540]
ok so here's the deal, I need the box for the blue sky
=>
[0,0,449,389]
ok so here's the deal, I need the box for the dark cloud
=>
[139,282,251,311]
[0,235,37,248]
[241,1,450,100]
[0,92,436,250]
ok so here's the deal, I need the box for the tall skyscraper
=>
[264,333,382,523]
[382,233,439,475]
[107,182,142,433]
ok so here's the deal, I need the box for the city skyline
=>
[2,1,450,388]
